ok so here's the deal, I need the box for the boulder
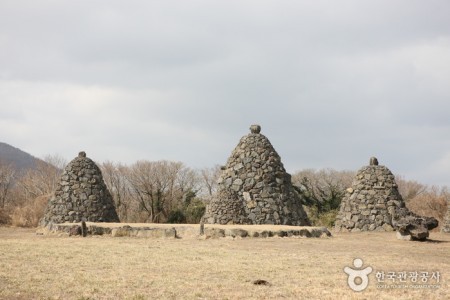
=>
[392,208,438,241]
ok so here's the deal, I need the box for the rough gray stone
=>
[225,228,248,238]
[81,221,87,237]
[392,207,438,241]
[396,231,412,241]
[250,124,261,134]
[69,225,81,236]
[203,125,309,226]
[370,157,379,166]
[111,226,177,238]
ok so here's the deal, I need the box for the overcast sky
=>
[1,1,450,185]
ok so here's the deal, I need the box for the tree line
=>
[0,156,221,226]
[0,156,448,228]
[100,160,220,223]
[291,169,449,228]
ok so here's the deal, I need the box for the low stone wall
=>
[37,223,332,239]
[203,227,331,238]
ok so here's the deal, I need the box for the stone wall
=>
[38,222,332,239]
[203,125,309,226]
[40,151,119,226]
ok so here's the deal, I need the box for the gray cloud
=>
[1,1,450,185]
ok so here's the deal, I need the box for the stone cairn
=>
[335,157,438,240]
[40,151,120,226]
[442,201,450,233]
[203,125,310,226]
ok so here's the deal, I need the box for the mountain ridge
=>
[0,142,45,173]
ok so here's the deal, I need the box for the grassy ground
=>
[0,227,449,300]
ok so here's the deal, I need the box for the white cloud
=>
[1,1,450,185]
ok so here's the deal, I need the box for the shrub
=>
[184,198,206,224]
[167,210,187,224]
[0,208,11,225]
[306,206,338,228]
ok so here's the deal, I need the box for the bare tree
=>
[396,175,427,202]
[177,166,200,195]
[124,160,197,223]
[42,154,67,170]
[5,154,66,226]
[292,168,355,213]
[101,161,133,222]
[0,160,15,208]
[199,165,221,197]
[16,155,64,202]
[407,185,449,225]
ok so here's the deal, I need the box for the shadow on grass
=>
[417,239,450,244]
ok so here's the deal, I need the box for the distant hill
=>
[0,142,44,174]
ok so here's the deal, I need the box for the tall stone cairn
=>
[335,157,438,240]
[40,151,120,226]
[203,125,310,226]
[442,200,450,233]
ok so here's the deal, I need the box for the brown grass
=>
[0,226,449,300]
[10,195,49,228]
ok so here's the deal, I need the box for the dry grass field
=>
[0,226,449,300]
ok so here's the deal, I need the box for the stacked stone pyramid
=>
[40,151,119,226]
[335,157,438,240]
[203,125,309,226]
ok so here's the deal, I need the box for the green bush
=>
[167,210,187,224]
[307,207,338,228]
[184,198,206,224]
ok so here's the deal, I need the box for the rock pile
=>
[203,125,309,226]
[335,157,438,240]
[40,151,120,226]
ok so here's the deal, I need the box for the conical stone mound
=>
[335,157,401,232]
[203,125,309,226]
[335,157,438,240]
[41,151,119,226]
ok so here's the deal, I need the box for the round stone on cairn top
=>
[250,124,261,134]
[369,157,378,166]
